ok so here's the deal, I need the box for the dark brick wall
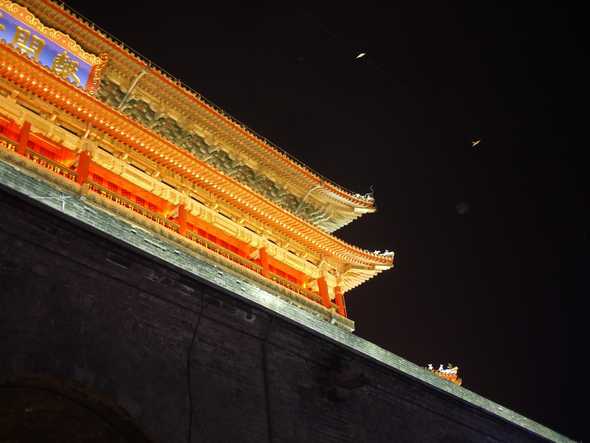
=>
[0,185,548,442]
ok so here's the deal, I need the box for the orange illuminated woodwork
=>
[176,204,188,235]
[182,210,253,258]
[76,151,90,184]
[30,133,76,163]
[1,118,75,164]
[255,247,304,285]
[0,42,393,282]
[317,277,331,309]
[87,162,171,214]
[267,256,306,285]
[1,115,326,314]
[0,115,17,137]
[334,286,347,317]
[1,40,397,327]
[16,121,30,156]
[1,117,309,290]
[259,247,270,278]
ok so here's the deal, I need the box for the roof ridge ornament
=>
[426,363,462,386]
[353,184,375,202]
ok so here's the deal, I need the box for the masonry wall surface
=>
[0,182,555,442]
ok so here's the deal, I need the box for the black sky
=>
[62,1,584,439]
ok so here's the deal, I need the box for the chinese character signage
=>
[0,0,106,93]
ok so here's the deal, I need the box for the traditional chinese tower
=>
[0,1,571,442]
[0,0,393,332]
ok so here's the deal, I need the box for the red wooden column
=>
[259,247,270,278]
[317,277,331,309]
[177,204,187,235]
[16,121,31,156]
[334,286,347,317]
[76,151,91,184]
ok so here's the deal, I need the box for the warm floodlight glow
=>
[0,2,393,330]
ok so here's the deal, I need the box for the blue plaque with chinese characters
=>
[0,0,106,92]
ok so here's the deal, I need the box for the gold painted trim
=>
[87,52,108,95]
[0,44,393,276]
[1,0,103,66]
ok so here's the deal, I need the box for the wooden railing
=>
[25,149,78,182]
[269,273,322,304]
[186,230,264,275]
[88,181,180,232]
[0,134,17,151]
[1,128,345,319]
[1,134,78,182]
[185,231,324,304]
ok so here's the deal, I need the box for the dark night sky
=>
[63,1,584,439]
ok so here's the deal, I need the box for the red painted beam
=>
[16,121,30,156]
[317,277,331,309]
[260,247,270,278]
[334,286,347,317]
[76,151,91,184]
[177,204,187,235]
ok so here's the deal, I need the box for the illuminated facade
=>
[0,0,393,331]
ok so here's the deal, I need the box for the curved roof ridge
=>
[38,0,376,211]
[0,41,391,269]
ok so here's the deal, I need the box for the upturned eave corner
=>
[17,0,378,231]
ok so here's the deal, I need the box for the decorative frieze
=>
[97,77,333,226]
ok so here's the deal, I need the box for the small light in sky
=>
[356,52,366,59]
[471,138,481,147]
[456,202,470,215]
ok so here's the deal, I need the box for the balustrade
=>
[1,120,346,319]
